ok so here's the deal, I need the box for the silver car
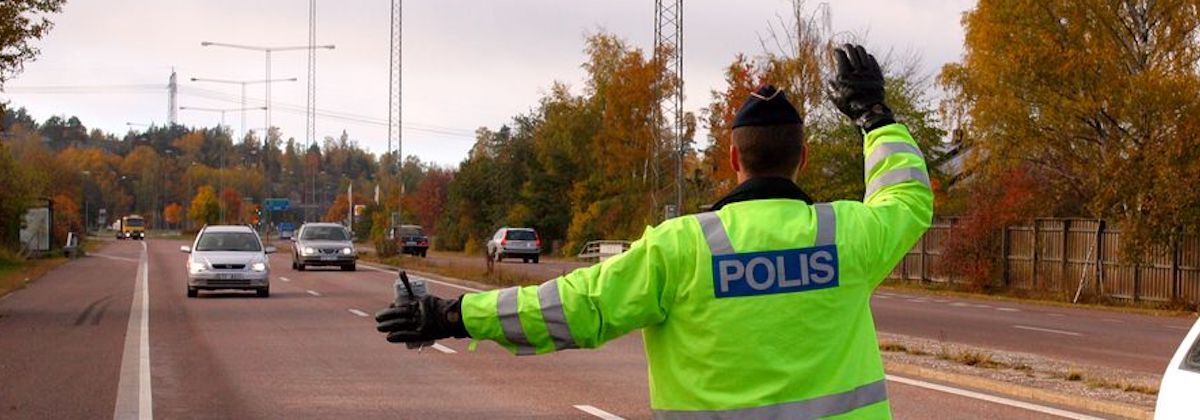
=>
[291,223,357,271]
[180,225,275,298]
[487,227,541,264]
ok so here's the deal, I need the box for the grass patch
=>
[937,349,1001,369]
[362,253,540,288]
[0,250,69,298]
[1084,376,1159,395]
[879,341,908,353]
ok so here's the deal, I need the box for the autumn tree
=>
[164,203,183,229]
[0,0,66,85]
[941,0,1200,254]
[220,187,243,223]
[189,186,220,227]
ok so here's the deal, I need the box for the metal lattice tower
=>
[388,0,402,177]
[168,69,178,124]
[655,0,683,216]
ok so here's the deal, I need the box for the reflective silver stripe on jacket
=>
[813,203,836,246]
[652,379,888,420]
[864,142,924,180]
[696,211,734,256]
[697,204,837,252]
[864,166,930,199]
[496,287,536,355]
[537,279,577,350]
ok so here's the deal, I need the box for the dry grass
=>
[937,349,1001,369]
[879,341,909,353]
[0,252,68,298]
[1084,376,1159,395]
[363,253,541,288]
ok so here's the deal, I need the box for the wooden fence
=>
[890,218,1200,305]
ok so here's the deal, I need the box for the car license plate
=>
[320,256,337,261]
[218,273,238,280]
[405,241,417,246]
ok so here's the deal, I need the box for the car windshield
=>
[301,226,349,241]
[125,218,144,227]
[399,227,424,236]
[506,230,536,240]
[194,232,261,252]
[1186,333,1200,372]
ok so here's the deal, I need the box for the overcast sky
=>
[2,0,975,166]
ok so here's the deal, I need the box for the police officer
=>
[376,43,932,419]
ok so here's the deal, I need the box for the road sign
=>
[264,198,290,211]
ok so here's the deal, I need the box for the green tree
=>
[189,186,220,227]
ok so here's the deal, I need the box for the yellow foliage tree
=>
[189,186,220,227]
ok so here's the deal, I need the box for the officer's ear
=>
[729,143,742,174]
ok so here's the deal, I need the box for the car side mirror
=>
[264,246,277,254]
[179,245,191,253]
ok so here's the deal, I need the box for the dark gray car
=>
[292,223,357,271]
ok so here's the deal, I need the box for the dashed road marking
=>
[972,304,992,309]
[431,343,457,354]
[91,253,140,263]
[996,307,1020,312]
[933,299,950,303]
[348,309,369,317]
[950,302,971,307]
[1013,325,1082,337]
[573,404,625,420]
[306,290,322,297]
[1167,326,1190,331]
[279,277,291,282]
[1047,313,1066,317]
[874,295,891,299]
[887,375,1102,420]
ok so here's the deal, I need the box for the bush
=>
[939,167,1044,290]
[374,237,398,258]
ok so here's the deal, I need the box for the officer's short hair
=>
[732,123,805,176]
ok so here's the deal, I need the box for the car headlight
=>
[303,247,316,255]
[189,261,207,274]
[342,247,353,255]
[251,262,267,272]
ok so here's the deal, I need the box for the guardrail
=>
[576,240,631,263]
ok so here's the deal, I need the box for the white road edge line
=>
[887,374,1103,420]
[1013,325,1083,336]
[306,290,322,297]
[348,309,369,317]
[431,343,457,354]
[113,241,152,420]
[279,277,291,282]
[996,307,1020,312]
[573,404,625,420]
[91,253,140,263]
[359,263,484,292]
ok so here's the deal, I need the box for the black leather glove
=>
[375,294,469,343]
[828,43,895,131]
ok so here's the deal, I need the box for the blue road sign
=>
[264,198,290,211]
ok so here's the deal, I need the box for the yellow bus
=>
[117,214,145,240]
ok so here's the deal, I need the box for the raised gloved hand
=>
[375,294,469,344]
[828,43,894,131]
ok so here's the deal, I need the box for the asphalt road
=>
[420,251,1196,374]
[0,239,1148,418]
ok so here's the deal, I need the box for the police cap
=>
[732,85,803,129]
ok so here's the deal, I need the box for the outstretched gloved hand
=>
[375,294,469,344]
[828,43,894,131]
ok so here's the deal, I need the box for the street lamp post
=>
[198,42,334,139]
[189,77,296,140]
[80,171,91,235]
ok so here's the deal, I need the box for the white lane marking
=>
[933,299,950,303]
[886,375,1103,420]
[91,253,140,263]
[113,241,152,420]
[306,290,322,297]
[1013,325,1082,336]
[1167,326,1190,331]
[950,302,971,307]
[348,309,369,317]
[1047,313,1066,317]
[359,263,484,292]
[972,304,992,309]
[996,307,1020,312]
[874,295,891,299]
[279,277,291,282]
[431,343,457,354]
[573,404,625,420]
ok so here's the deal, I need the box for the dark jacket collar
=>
[710,177,814,211]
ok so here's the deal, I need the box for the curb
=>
[885,361,1153,419]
